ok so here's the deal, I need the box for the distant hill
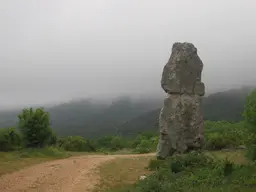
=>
[116,86,254,136]
[0,96,161,137]
[0,86,254,138]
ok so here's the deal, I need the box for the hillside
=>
[0,86,254,138]
[116,86,254,136]
[0,96,162,137]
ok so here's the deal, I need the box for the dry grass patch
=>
[95,156,153,191]
[0,148,70,176]
[207,149,248,164]
[0,153,55,176]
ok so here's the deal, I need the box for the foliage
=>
[0,107,250,154]
[204,121,248,150]
[18,107,53,148]
[47,129,57,146]
[147,159,167,171]
[131,133,158,154]
[0,127,21,151]
[56,134,157,153]
[243,89,256,161]
[12,147,70,158]
[133,140,153,154]
[0,87,253,138]
[112,152,256,192]
[96,136,127,151]
[57,136,96,152]
[243,89,256,128]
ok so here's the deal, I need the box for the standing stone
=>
[156,42,205,159]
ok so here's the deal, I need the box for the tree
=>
[243,89,256,160]
[0,127,21,151]
[243,89,256,129]
[110,136,124,150]
[18,107,52,148]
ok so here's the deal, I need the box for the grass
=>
[104,149,134,155]
[96,150,250,192]
[0,148,250,191]
[207,149,248,164]
[0,147,71,176]
[95,156,153,192]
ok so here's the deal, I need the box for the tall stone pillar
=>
[156,42,205,159]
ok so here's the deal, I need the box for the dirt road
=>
[0,153,154,192]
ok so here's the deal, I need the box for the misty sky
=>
[1,0,256,108]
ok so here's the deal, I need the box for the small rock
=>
[237,145,246,150]
[139,175,147,180]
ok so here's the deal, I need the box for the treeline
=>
[0,86,254,138]
[0,107,157,153]
[0,118,251,154]
[1,88,256,159]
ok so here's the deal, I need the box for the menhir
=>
[156,42,205,159]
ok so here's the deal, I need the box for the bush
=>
[168,151,213,169]
[95,136,126,151]
[133,140,152,154]
[246,141,256,161]
[48,130,57,145]
[18,108,52,148]
[110,136,125,150]
[0,127,21,151]
[113,152,256,192]
[13,147,70,159]
[243,89,256,160]
[205,133,239,150]
[58,136,95,152]
[223,158,234,176]
[147,159,167,171]
[243,89,256,129]
[204,121,247,150]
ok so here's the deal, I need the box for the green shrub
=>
[223,158,234,176]
[0,127,21,151]
[204,121,247,150]
[48,130,57,145]
[205,133,238,150]
[14,147,70,159]
[113,152,256,192]
[133,140,152,154]
[18,107,52,148]
[243,89,256,129]
[58,136,92,152]
[169,151,213,169]
[147,159,167,171]
[110,136,125,150]
[243,89,256,161]
[246,143,256,161]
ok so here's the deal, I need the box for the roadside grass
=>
[102,149,134,155]
[0,147,71,176]
[96,150,249,192]
[95,156,153,192]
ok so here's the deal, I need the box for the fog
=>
[1,0,256,108]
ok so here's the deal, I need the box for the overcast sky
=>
[1,0,256,108]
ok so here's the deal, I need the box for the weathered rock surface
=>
[156,42,205,159]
